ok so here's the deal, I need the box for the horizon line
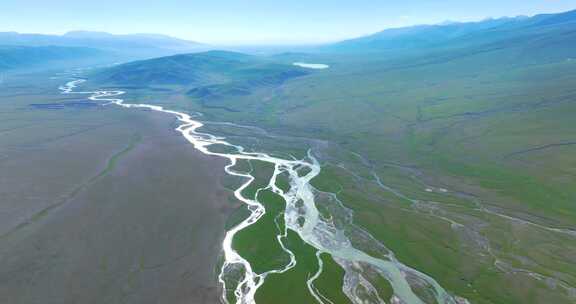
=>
[2,7,573,46]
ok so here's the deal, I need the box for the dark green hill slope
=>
[92,51,310,103]
[93,51,258,85]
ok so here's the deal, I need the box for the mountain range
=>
[4,9,576,72]
[324,9,576,57]
[0,31,211,70]
[0,31,205,52]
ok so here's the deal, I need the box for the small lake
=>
[293,62,330,69]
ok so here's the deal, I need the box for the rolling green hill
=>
[91,51,310,107]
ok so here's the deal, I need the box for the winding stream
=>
[60,79,467,304]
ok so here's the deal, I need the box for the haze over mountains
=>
[3,9,576,72]
[0,11,576,70]
[0,30,204,48]
[0,45,105,71]
[0,31,210,70]
[88,9,576,91]
[0,31,204,51]
[325,9,576,56]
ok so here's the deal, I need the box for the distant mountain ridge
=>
[61,31,203,50]
[0,31,209,59]
[324,9,576,54]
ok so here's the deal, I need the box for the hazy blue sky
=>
[1,0,575,44]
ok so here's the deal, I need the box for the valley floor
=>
[0,73,232,304]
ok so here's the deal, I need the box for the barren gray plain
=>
[0,72,233,304]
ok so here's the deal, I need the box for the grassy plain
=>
[157,49,576,302]
[0,72,234,304]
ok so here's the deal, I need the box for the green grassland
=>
[313,253,354,304]
[233,189,291,274]
[180,50,576,302]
